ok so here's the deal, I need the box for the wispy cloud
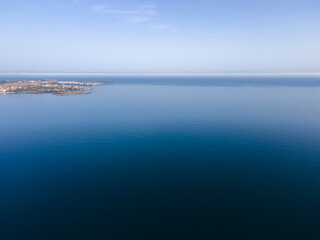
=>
[92,3,158,23]
[149,24,174,30]
[48,0,74,9]
[73,0,84,4]
[48,0,87,9]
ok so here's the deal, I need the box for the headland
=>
[0,80,110,95]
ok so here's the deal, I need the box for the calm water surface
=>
[1,77,320,239]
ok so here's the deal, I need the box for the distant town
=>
[0,80,110,95]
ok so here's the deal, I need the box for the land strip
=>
[0,80,110,95]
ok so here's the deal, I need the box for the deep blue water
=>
[1,77,320,239]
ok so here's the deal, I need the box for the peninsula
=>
[0,80,110,95]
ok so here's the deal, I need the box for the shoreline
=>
[0,80,110,96]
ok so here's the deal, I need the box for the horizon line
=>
[1,72,320,77]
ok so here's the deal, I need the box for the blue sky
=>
[1,0,320,73]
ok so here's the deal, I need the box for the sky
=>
[1,0,320,74]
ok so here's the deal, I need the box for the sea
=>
[1,76,320,239]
